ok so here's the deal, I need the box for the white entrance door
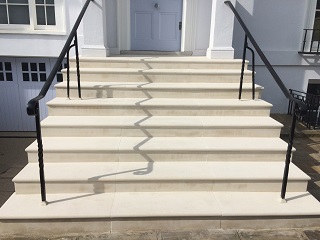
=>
[130,0,183,51]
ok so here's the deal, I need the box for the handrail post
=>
[280,102,298,202]
[246,46,255,100]
[74,32,81,99]
[302,29,307,53]
[35,102,47,205]
[239,35,248,100]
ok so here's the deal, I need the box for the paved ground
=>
[0,114,320,239]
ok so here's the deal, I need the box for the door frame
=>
[116,0,197,52]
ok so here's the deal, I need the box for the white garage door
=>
[0,57,66,132]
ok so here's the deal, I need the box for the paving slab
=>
[160,230,239,240]
[303,229,320,240]
[238,229,305,240]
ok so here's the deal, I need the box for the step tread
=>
[41,116,283,128]
[13,162,309,182]
[47,98,272,108]
[55,82,261,90]
[1,191,319,220]
[70,56,247,63]
[63,68,252,75]
[25,137,289,152]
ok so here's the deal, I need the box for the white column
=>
[206,0,235,59]
[82,0,110,57]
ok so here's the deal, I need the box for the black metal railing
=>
[27,0,93,204]
[288,89,320,129]
[299,29,320,54]
[225,1,307,202]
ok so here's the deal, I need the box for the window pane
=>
[5,62,11,71]
[40,73,46,81]
[36,0,44,3]
[8,0,28,3]
[317,0,320,10]
[0,0,6,3]
[36,6,46,25]
[6,73,13,81]
[8,5,30,24]
[46,0,54,4]
[23,73,29,81]
[0,73,4,81]
[39,63,46,71]
[22,62,28,71]
[0,63,3,71]
[30,63,37,71]
[31,73,38,81]
[0,6,8,24]
[46,6,55,25]
[57,74,63,82]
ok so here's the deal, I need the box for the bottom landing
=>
[0,191,320,236]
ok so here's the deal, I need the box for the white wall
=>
[0,0,83,57]
[193,0,212,55]
[232,0,320,113]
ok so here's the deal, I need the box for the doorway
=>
[130,0,183,51]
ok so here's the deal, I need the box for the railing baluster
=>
[302,29,307,53]
[74,32,81,99]
[246,46,255,100]
[280,102,297,202]
[239,35,248,100]
[35,102,47,205]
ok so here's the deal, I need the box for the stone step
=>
[41,116,282,137]
[69,56,247,69]
[26,137,290,162]
[13,162,309,194]
[1,191,319,235]
[62,68,253,83]
[55,82,262,99]
[47,98,272,116]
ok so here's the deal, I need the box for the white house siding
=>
[233,0,320,113]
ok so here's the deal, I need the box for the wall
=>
[193,0,212,55]
[0,0,83,57]
[232,0,320,113]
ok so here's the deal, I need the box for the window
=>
[56,60,67,82]
[0,0,30,25]
[0,0,65,34]
[21,61,47,82]
[0,62,13,81]
[314,0,320,40]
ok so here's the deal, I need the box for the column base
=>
[82,45,110,57]
[206,47,234,59]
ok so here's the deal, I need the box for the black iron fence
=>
[288,89,320,129]
[299,29,320,54]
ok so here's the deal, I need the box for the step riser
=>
[69,61,247,70]
[41,127,281,138]
[14,181,307,194]
[27,152,287,163]
[48,106,271,117]
[56,88,261,99]
[63,72,252,83]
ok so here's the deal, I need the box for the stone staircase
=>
[0,56,320,235]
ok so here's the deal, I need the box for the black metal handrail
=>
[26,0,93,204]
[299,29,320,54]
[225,1,307,202]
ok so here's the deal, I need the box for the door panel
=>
[134,12,153,40]
[131,0,183,51]
[159,13,178,40]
